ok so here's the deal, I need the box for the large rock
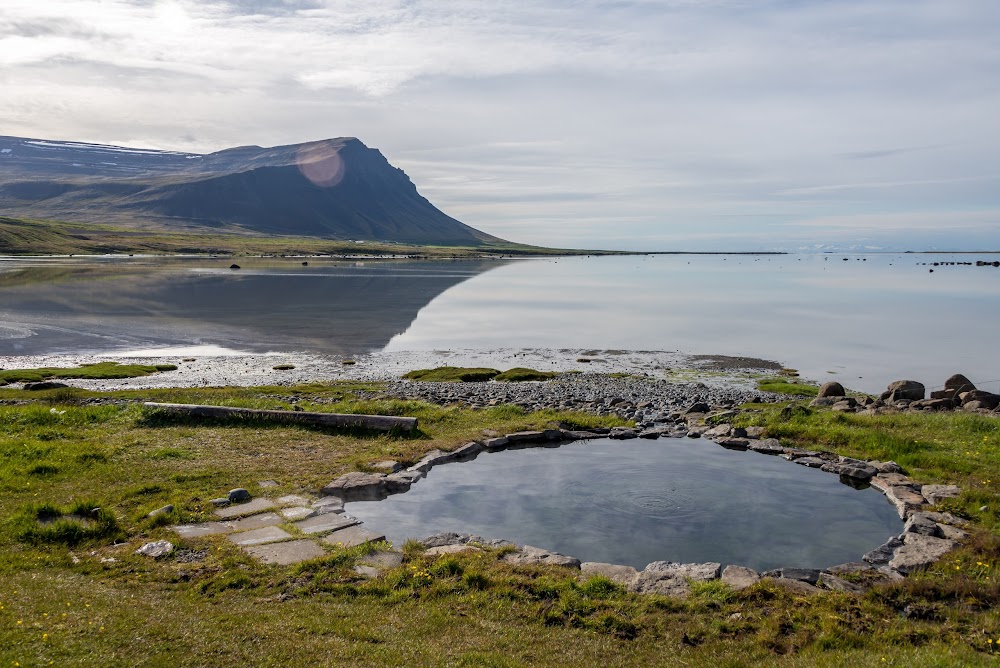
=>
[321,472,388,501]
[748,438,785,455]
[881,380,925,402]
[944,374,976,396]
[921,484,961,505]
[23,381,70,391]
[581,562,640,587]
[817,382,846,398]
[959,390,1000,410]
[630,561,720,597]
[502,545,581,568]
[889,533,959,573]
[863,536,904,566]
[721,565,760,590]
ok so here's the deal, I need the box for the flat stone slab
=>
[276,494,311,506]
[320,472,388,501]
[502,545,581,568]
[172,521,234,538]
[228,512,284,532]
[322,525,386,549]
[215,497,276,519]
[279,506,317,521]
[244,539,326,565]
[425,544,484,556]
[311,496,345,514]
[228,526,293,546]
[293,513,360,535]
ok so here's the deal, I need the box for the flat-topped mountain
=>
[0,135,503,246]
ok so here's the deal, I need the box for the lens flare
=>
[297,143,345,187]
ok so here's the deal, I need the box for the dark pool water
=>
[346,438,903,571]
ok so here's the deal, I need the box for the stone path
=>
[170,491,388,565]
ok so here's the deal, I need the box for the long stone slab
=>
[244,539,327,565]
[228,526,293,546]
[228,512,284,531]
[215,497,276,519]
[322,525,386,548]
[172,521,234,538]
[293,513,360,535]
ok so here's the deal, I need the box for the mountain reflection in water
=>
[0,258,505,355]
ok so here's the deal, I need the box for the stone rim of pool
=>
[327,427,967,588]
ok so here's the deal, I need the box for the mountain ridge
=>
[0,135,503,246]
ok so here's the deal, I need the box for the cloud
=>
[0,0,998,250]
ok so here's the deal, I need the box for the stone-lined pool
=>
[346,438,903,571]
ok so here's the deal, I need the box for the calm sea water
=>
[345,437,903,571]
[1,253,998,393]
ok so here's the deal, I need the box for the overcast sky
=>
[2,0,998,250]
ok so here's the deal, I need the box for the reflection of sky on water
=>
[1,254,998,393]
[347,437,903,571]
[386,254,1000,393]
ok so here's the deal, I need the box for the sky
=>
[1,0,999,251]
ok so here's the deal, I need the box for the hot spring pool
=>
[345,438,902,571]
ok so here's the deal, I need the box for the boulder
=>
[23,381,70,391]
[630,561,721,597]
[863,536,904,566]
[817,573,865,594]
[960,391,1000,410]
[748,438,784,455]
[684,402,710,414]
[721,565,760,590]
[817,382,846,398]
[581,562,640,587]
[921,484,961,505]
[717,438,750,450]
[881,380,925,402]
[889,534,959,573]
[502,545,581,568]
[320,472,388,501]
[761,568,821,585]
[767,578,821,595]
[944,374,976,396]
[903,512,943,537]
[228,488,252,503]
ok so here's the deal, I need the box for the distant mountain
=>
[0,135,504,246]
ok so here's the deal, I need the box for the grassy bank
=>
[0,216,614,257]
[1,382,999,666]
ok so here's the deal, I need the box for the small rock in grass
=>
[209,498,230,507]
[146,504,174,519]
[136,541,174,558]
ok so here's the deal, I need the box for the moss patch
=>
[0,362,177,386]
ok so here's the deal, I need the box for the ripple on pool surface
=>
[346,438,903,571]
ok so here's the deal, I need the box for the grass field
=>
[0,216,611,258]
[1,382,999,666]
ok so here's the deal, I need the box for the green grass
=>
[403,367,561,382]
[494,368,560,382]
[402,366,501,382]
[758,378,820,397]
[0,215,619,257]
[2,382,1000,666]
[0,361,177,386]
